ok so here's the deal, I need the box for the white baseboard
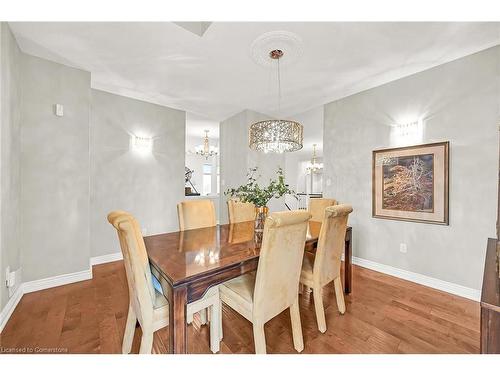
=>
[23,268,92,294]
[90,252,123,266]
[351,256,481,301]
[0,285,23,332]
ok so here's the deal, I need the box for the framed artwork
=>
[372,141,449,225]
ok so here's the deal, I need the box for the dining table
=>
[144,220,353,354]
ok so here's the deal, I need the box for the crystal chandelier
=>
[306,144,323,173]
[195,130,218,160]
[249,49,303,153]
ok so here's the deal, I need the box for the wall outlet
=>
[5,267,21,298]
[5,266,11,287]
[399,243,408,254]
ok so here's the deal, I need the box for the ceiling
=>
[9,22,500,121]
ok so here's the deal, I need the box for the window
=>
[202,163,212,195]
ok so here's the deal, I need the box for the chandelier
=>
[249,49,303,153]
[195,130,218,160]
[306,144,323,173]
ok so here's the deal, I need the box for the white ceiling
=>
[9,22,500,121]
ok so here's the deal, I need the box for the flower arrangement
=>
[224,167,294,208]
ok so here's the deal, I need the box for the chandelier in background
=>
[306,144,323,173]
[249,49,303,153]
[195,130,218,160]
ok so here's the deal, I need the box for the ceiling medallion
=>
[250,30,303,68]
[248,48,303,154]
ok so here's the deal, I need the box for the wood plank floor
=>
[0,261,480,354]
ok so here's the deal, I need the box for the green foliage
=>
[224,167,295,207]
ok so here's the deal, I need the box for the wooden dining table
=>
[144,220,353,354]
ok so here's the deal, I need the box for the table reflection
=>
[179,226,220,268]
[228,221,256,244]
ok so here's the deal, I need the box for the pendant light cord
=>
[277,57,281,116]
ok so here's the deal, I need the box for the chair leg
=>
[199,308,208,325]
[209,303,221,353]
[219,299,223,340]
[334,277,346,314]
[290,297,304,353]
[139,328,154,354]
[122,305,137,354]
[313,287,327,333]
[252,322,267,354]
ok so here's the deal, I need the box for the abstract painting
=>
[373,142,449,224]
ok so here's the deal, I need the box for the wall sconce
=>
[390,119,424,146]
[131,135,153,154]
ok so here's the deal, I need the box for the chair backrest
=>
[313,204,353,286]
[108,211,156,325]
[227,199,255,224]
[309,198,338,222]
[253,210,311,323]
[177,199,216,231]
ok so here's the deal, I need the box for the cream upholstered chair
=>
[300,204,353,333]
[220,210,311,354]
[176,199,219,326]
[177,199,216,231]
[227,199,255,224]
[308,198,338,222]
[108,211,222,354]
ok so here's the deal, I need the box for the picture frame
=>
[372,141,449,225]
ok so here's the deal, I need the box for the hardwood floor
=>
[0,260,480,354]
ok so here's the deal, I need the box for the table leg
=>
[344,229,352,294]
[167,285,188,354]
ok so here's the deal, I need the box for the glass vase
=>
[254,206,269,233]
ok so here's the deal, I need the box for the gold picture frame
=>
[372,141,449,225]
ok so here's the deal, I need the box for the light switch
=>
[399,243,408,253]
[54,104,64,117]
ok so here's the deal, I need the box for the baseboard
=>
[22,268,93,294]
[352,256,481,301]
[90,252,123,266]
[0,285,23,333]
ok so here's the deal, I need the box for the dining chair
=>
[308,198,338,222]
[219,210,311,354]
[300,204,353,333]
[176,199,219,326]
[108,210,222,354]
[227,199,255,223]
[177,199,216,231]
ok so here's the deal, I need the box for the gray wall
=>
[0,30,187,289]
[284,105,325,194]
[219,109,287,224]
[20,53,91,282]
[90,89,185,257]
[0,23,22,310]
[323,46,499,290]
